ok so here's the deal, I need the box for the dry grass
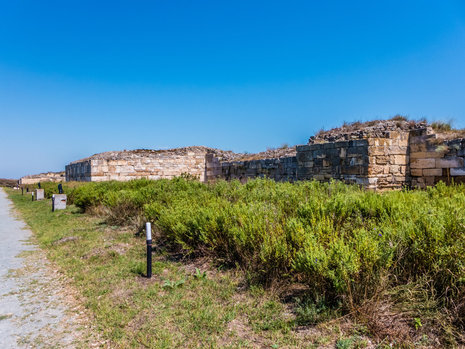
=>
[0,178,18,187]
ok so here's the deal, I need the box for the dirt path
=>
[0,189,96,348]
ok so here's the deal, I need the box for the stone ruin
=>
[59,118,465,190]
[19,171,65,185]
[65,147,240,182]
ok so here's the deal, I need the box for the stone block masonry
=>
[66,147,239,183]
[20,171,65,185]
[295,130,411,190]
[409,129,465,188]
[220,157,297,182]
[366,131,410,190]
[296,140,370,186]
[62,119,465,191]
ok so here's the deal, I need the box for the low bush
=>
[70,177,465,335]
[21,181,85,200]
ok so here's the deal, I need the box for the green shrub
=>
[67,177,465,324]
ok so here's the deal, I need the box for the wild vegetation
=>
[9,186,364,348]
[0,178,18,187]
[8,178,465,347]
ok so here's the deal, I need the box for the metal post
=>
[21,187,24,195]
[52,195,55,212]
[146,222,152,278]
[31,192,34,201]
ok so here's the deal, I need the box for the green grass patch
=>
[8,189,330,348]
[7,177,465,347]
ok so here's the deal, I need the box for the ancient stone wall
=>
[20,171,65,185]
[66,147,230,182]
[62,120,465,191]
[66,160,92,182]
[367,131,410,190]
[409,129,465,188]
[296,140,369,186]
[297,130,411,190]
[220,156,298,182]
[205,153,222,181]
[90,154,208,182]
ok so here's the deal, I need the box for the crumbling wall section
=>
[92,153,208,182]
[296,140,369,186]
[66,161,91,182]
[220,157,297,182]
[20,171,65,185]
[296,131,411,190]
[409,129,465,188]
[205,153,222,181]
[63,120,465,190]
[67,152,209,182]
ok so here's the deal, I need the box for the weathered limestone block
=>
[423,168,442,177]
[375,156,389,165]
[389,165,400,174]
[387,145,407,155]
[410,151,444,159]
[451,168,465,176]
[436,158,464,168]
[369,147,388,156]
[398,138,409,147]
[410,159,436,169]
[369,165,385,175]
[392,155,407,164]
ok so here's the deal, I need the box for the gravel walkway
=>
[0,188,93,348]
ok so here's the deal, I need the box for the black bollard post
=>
[21,187,24,195]
[31,192,34,201]
[146,222,152,278]
[52,195,55,212]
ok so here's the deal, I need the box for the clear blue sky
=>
[1,1,464,179]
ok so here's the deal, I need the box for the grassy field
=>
[6,178,465,347]
[6,188,364,348]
